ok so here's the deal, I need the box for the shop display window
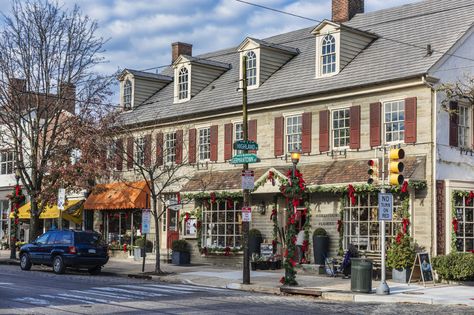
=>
[454,196,474,252]
[202,201,241,249]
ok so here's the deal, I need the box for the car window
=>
[55,232,72,245]
[35,233,50,245]
[46,232,58,245]
[75,232,103,245]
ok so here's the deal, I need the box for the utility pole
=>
[241,55,250,285]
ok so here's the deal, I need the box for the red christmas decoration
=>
[210,192,216,204]
[224,246,231,256]
[302,240,309,252]
[226,198,233,209]
[401,181,409,193]
[268,171,275,186]
[336,220,342,233]
[270,208,277,220]
[396,232,403,244]
[283,249,288,258]
[452,218,459,234]
[292,199,300,211]
[402,218,410,233]
[184,212,190,223]
[123,244,127,253]
[279,276,285,284]
[466,191,474,205]
[177,192,181,204]
[348,184,356,206]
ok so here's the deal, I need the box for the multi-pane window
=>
[165,132,176,163]
[458,105,470,148]
[234,122,243,155]
[344,194,403,252]
[202,201,242,248]
[246,51,257,86]
[135,137,145,166]
[384,100,405,143]
[198,128,211,161]
[286,115,302,152]
[178,67,189,100]
[0,200,9,242]
[332,108,350,148]
[454,195,474,252]
[0,151,14,175]
[123,80,132,109]
[321,35,336,75]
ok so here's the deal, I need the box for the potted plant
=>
[312,228,329,265]
[386,234,416,283]
[248,228,263,256]
[269,254,282,270]
[171,240,191,265]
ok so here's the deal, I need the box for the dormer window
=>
[246,51,257,86]
[321,35,336,75]
[123,79,132,110]
[178,67,189,100]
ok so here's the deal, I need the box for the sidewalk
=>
[2,250,473,307]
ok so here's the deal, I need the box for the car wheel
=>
[20,253,32,271]
[88,266,101,275]
[52,256,65,274]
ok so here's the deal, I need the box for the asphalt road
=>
[0,264,472,315]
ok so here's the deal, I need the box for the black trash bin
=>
[350,258,373,293]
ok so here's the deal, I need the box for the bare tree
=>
[0,0,115,240]
[107,127,190,274]
[439,75,474,110]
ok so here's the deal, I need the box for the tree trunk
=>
[152,195,162,274]
[29,200,42,241]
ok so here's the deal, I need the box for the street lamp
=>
[10,167,21,259]
[290,151,301,177]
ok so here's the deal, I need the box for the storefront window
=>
[0,200,9,243]
[343,194,402,252]
[202,201,242,248]
[454,196,474,252]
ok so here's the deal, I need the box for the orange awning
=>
[84,181,150,210]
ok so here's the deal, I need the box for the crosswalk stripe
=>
[40,294,96,305]
[147,284,226,292]
[92,286,167,297]
[57,292,111,304]
[118,284,193,294]
[71,289,131,300]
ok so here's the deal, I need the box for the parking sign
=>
[378,193,393,221]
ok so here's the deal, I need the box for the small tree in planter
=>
[386,233,416,283]
[171,240,191,265]
[312,228,329,265]
[248,229,263,256]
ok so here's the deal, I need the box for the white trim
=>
[282,111,304,117]
[382,98,406,145]
[330,106,351,151]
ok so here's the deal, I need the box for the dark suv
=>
[19,230,109,275]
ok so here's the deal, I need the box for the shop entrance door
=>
[167,208,179,249]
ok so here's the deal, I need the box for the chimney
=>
[332,0,364,23]
[59,82,76,114]
[171,42,192,64]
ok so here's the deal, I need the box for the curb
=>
[0,259,20,266]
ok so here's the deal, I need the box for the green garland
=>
[302,200,312,263]
[451,190,472,252]
[253,170,286,192]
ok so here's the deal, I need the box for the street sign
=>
[242,207,252,222]
[57,188,66,211]
[241,170,255,190]
[231,153,259,164]
[378,193,393,221]
[233,140,259,151]
[142,209,151,234]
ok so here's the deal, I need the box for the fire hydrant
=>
[123,243,127,253]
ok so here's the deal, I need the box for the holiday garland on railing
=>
[451,190,474,252]
[301,201,312,264]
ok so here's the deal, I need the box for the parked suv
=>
[19,230,109,275]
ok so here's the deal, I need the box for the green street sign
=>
[233,140,258,151]
[231,153,260,164]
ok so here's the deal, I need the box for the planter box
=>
[392,268,411,283]
[172,251,190,265]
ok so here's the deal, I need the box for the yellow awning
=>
[11,200,83,225]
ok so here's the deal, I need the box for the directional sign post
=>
[241,170,255,190]
[234,140,259,151]
[231,153,259,164]
[378,193,393,221]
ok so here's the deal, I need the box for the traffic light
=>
[389,148,405,185]
[367,159,379,185]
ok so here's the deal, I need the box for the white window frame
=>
[202,200,242,248]
[458,105,471,149]
[285,114,302,153]
[0,151,14,175]
[178,67,189,101]
[198,127,211,161]
[331,107,350,150]
[234,122,243,155]
[123,79,132,110]
[454,195,474,252]
[135,137,145,166]
[246,51,257,87]
[321,35,336,76]
[0,200,9,241]
[164,132,177,164]
[383,99,405,144]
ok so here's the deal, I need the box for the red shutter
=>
[175,130,183,164]
[210,125,218,162]
[370,102,382,147]
[126,137,134,169]
[248,119,257,153]
[302,112,312,154]
[224,123,233,160]
[144,134,151,167]
[274,117,284,157]
[115,139,123,171]
[349,106,361,149]
[404,97,417,144]
[188,128,196,164]
[156,132,163,166]
[449,101,458,147]
[319,110,329,152]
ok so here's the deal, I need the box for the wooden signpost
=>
[408,252,435,287]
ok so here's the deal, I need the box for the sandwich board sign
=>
[408,252,435,287]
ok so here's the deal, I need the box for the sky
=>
[0,0,421,100]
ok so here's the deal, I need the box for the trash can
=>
[350,258,373,293]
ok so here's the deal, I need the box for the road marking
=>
[41,294,96,305]
[0,282,13,286]
[147,284,227,292]
[57,293,111,304]
[118,284,193,294]
[13,297,50,306]
[92,286,166,297]
[71,289,131,300]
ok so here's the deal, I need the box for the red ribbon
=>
[184,213,190,223]
[466,191,474,205]
[224,246,231,256]
[402,218,410,233]
[348,184,356,206]
[289,258,296,267]
[270,208,277,220]
[336,220,342,233]
[396,232,403,244]
[292,199,300,210]
[226,198,233,209]
[210,192,216,204]
[268,171,275,186]
[401,181,408,193]
[15,185,20,196]
[453,218,459,234]
[177,192,181,204]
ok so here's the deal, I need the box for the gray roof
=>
[120,0,474,126]
[122,69,172,82]
[246,37,300,55]
[176,55,231,70]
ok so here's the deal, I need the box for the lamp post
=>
[10,168,21,259]
[290,151,301,177]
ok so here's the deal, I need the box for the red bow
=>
[224,246,231,256]
[176,192,181,204]
[270,208,277,220]
[226,198,233,209]
[336,220,342,233]
[268,171,275,186]
[302,240,309,252]
[401,181,408,193]
[15,185,20,196]
[402,218,410,233]
[292,199,300,210]
[452,218,459,234]
[467,191,474,205]
[396,232,403,244]
[210,192,216,204]
[348,184,356,206]
[184,213,190,223]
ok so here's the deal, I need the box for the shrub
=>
[386,234,416,270]
[134,237,153,251]
[249,229,262,237]
[432,252,474,281]
[313,228,327,237]
[172,240,190,253]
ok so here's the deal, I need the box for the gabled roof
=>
[119,69,172,82]
[172,55,231,70]
[238,37,299,55]
[120,0,474,126]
